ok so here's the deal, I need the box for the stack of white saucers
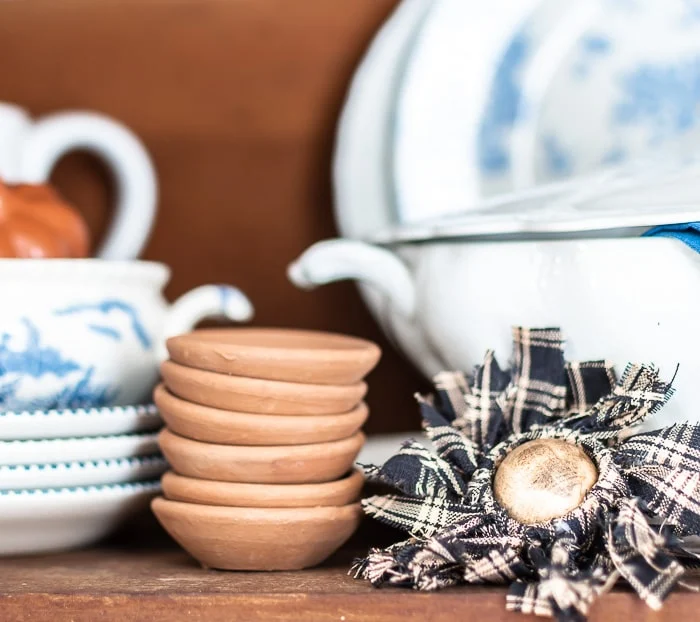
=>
[0,404,165,556]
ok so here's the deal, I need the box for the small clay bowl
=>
[158,428,365,484]
[161,468,364,507]
[166,327,381,385]
[161,360,367,415]
[151,497,362,570]
[154,384,369,446]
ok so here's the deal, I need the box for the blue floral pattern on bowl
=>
[507,0,700,186]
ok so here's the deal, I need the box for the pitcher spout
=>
[288,239,416,318]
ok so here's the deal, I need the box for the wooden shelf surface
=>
[1,520,699,621]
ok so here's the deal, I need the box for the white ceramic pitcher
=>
[0,102,157,260]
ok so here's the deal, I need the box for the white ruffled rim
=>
[0,431,158,446]
[0,454,166,473]
[0,479,161,497]
[0,404,158,418]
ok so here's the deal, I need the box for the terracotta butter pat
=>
[161,468,364,508]
[166,327,381,385]
[160,360,367,415]
[154,384,369,446]
[152,497,363,571]
[158,428,365,484]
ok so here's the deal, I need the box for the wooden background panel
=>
[0,0,430,433]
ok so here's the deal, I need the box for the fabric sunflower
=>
[353,327,700,621]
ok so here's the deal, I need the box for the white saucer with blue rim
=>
[0,432,160,466]
[0,481,161,556]
[0,404,161,441]
[0,455,167,491]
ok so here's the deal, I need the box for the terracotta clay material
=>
[160,360,367,415]
[158,428,365,484]
[166,327,381,385]
[151,497,362,571]
[154,384,368,446]
[161,468,364,508]
[0,181,90,258]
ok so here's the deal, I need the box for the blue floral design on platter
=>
[54,300,152,349]
[682,0,700,22]
[601,146,626,165]
[541,135,573,176]
[478,32,529,175]
[572,34,613,79]
[603,0,641,12]
[0,319,116,412]
[613,56,700,144]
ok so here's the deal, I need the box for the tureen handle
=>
[288,239,416,318]
[158,285,254,362]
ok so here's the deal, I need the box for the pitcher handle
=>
[19,111,157,260]
[158,285,254,362]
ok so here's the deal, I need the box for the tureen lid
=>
[369,156,700,244]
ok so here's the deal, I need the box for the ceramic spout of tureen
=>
[0,102,156,260]
[0,260,253,412]
[289,234,700,431]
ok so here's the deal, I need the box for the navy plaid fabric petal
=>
[626,465,700,536]
[433,371,470,422]
[362,493,475,537]
[565,361,617,414]
[508,540,612,622]
[618,423,700,471]
[419,396,481,476]
[495,328,568,433]
[457,352,511,447]
[363,440,469,499]
[463,547,529,584]
[507,573,609,622]
[607,499,684,610]
[580,364,673,431]
[616,424,700,535]
[354,539,464,590]
[507,582,555,619]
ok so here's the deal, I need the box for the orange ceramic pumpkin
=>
[0,180,90,258]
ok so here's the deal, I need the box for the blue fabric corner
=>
[643,222,700,253]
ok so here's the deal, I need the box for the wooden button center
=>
[493,438,598,524]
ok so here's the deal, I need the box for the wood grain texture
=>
[0,0,429,434]
[0,532,695,622]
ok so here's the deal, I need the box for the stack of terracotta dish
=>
[151,327,381,570]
